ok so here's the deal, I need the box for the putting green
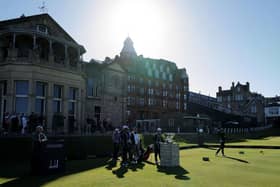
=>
[0,148,279,187]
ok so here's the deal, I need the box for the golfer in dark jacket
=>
[216,129,225,156]
[120,125,130,166]
[154,128,164,165]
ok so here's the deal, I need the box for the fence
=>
[223,124,273,134]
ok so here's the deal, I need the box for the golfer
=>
[154,128,164,165]
[216,128,225,156]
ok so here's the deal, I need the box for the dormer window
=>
[37,24,48,34]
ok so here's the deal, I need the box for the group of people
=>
[112,126,165,166]
[1,112,44,135]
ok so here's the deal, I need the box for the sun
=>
[108,0,168,56]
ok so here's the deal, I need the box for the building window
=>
[87,78,94,96]
[126,110,131,116]
[128,85,131,93]
[251,105,257,113]
[37,24,48,34]
[235,95,243,101]
[148,98,152,106]
[168,119,174,128]
[15,80,29,113]
[139,98,145,106]
[139,87,144,95]
[268,107,279,115]
[148,88,154,95]
[53,85,62,113]
[68,87,78,115]
[184,103,187,110]
[69,87,77,100]
[176,102,180,110]
[35,82,47,115]
[184,94,187,100]
[167,67,170,73]
[163,100,167,108]
[127,97,131,106]
[148,69,153,77]
[169,74,173,82]
[217,96,222,102]
[228,96,231,102]
[176,93,181,99]
[162,72,166,80]
[237,87,240,92]
[155,70,159,79]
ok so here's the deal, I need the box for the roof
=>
[0,13,86,53]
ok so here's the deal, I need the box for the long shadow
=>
[223,156,249,164]
[105,159,117,170]
[111,162,146,178]
[112,165,128,178]
[157,166,190,180]
[0,157,110,187]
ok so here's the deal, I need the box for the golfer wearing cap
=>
[154,128,164,165]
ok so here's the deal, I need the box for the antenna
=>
[38,1,48,13]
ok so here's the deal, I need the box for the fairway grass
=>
[0,148,279,187]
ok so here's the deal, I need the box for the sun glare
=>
[109,0,168,56]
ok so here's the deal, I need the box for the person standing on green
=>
[216,128,225,156]
[154,128,164,165]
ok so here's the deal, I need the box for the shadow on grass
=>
[111,162,146,178]
[0,158,109,187]
[223,156,249,164]
[157,166,190,180]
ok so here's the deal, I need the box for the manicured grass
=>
[227,136,280,146]
[1,148,279,187]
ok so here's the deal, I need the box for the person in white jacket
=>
[21,113,27,135]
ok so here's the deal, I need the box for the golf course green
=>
[0,146,279,187]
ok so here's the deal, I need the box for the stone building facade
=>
[216,82,264,124]
[0,14,86,134]
[101,37,189,131]
[84,60,127,129]
[0,14,190,134]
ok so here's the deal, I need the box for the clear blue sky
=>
[0,0,279,97]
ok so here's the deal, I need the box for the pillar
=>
[48,40,54,63]
[33,35,36,49]
[64,44,69,67]
[12,33,16,48]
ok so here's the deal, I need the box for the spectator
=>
[112,128,121,160]
[3,112,10,134]
[20,113,28,135]
[10,113,19,134]
[120,125,130,167]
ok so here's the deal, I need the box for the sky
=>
[0,0,279,97]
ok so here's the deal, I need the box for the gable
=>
[0,14,77,44]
